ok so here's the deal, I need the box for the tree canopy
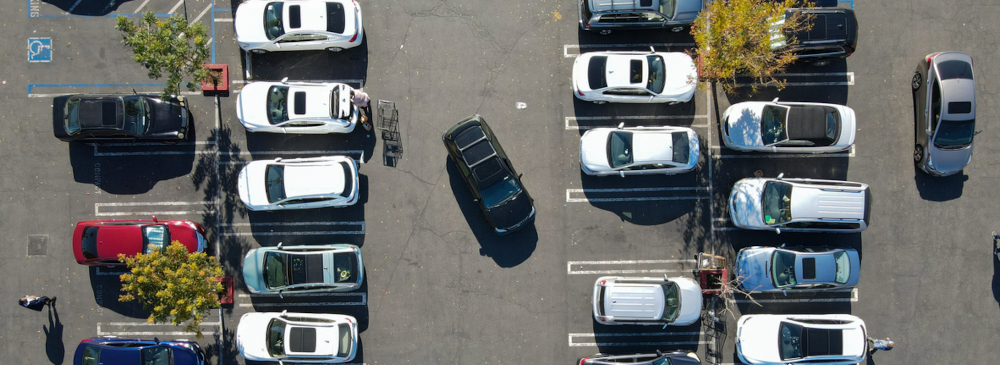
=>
[116,12,211,100]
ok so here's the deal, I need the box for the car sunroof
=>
[801,257,816,280]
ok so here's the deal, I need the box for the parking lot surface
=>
[3,0,1000,364]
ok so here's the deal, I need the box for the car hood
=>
[735,247,776,291]
[580,129,612,172]
[238,162,266,209]
[674,277,703,325]
[236,313,272,360]
[928,143,973,175]
[484,189,534,232]
[673,0,705,22]
[729,178,768,229]
[235,1,269,43]
[660,53,698,97]
[236,82,271,129]
[145,97,187,136]
[242,249,267,293]
[738,316,783,363]
[724,102,767,148]
[165,223,203,253]
[172,346,203,365]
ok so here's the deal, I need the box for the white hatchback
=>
[737,314,867,365]
[238,156,359,211]
[237,311,358,363]
[721,98,856,153]
[237,79,358,134]
[235,0,363,54]
[573,49,697,104]
[580,123,700,176]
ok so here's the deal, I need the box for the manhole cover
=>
[28,234,48,256]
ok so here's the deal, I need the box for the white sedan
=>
[572,49,697,104]
[235,0,363,54]
[237,311,358,363]
[721,98,856,153]
[580,123,700,176]
[236,79,358,134]
[737,314,867,365]
[238,156,359,211]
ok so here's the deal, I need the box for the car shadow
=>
[591,318,702,355]
[244,189,368,248]
[992,235,1000,309]
[243,266,370,334]
[570,97,699,136]
[205,326,238,365]
[913,164,966,201]
[246,34,370,83]
[444,160,537,268]
[578,170,705,226]
[41,0,134,15]
[88,266,151,319]
[576,26,697,50]
[244,128,374,164]
[721,61,850,106]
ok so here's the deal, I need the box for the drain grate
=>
[28,234,48,256]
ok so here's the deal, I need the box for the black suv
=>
[780,8,858,66]
[443,115,535,235]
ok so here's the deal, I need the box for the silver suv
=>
[912,52,979,176]
[729,174,872,233]
[578,0,705,34]
[592,275,702,326]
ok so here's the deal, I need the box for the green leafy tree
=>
[119,240,223,338]
[691,0,813,93]
[116,11,211,100]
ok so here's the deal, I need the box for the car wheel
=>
[599,29,612,35]
[913,144,924,163]
[249,49,268,55]
[911,72,922,90]
[670,26,685,33]
[327,47,344,52]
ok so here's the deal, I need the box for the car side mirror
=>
[518,173,523,179]
[648,95,655,102]
[617,122,625,129]
[278,291,284,299]
[771,146,778,152]
[277,242,283,248]
[649,46,655,53]
[975,130,983,136]
[780,243,786,247]
[926,130,933,136]
[280,310,288,317]
[772,97,779,102]
[281,77,289,83]
[619,171,625,178]
[151,215,157,222]
[782,290,788,296]
[154,337,160,344]
[777,173,784,180]
[275,157,283,162]
[657,350,663,356]
[775,228,782,234]
[663,274,670,280]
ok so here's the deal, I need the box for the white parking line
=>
[566,115,709,130]
[566,187,709,203]
[218,221,366,236]
[95,201,217,217]
[29,91,201,98]
[97,320,221,337]
[712,145,856,158]
[214,18,234,22]
[237,293,366,307]
[94,267,128,276]
[568,332,706,347]
[563,43,696,58]
[133,0,152,13]
[734,72,855,87]
[168,0,185,14]
[568,259,697,274]
[734,288,859,303]
[190,3,214,24]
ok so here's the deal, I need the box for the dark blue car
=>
[74,337,205,365]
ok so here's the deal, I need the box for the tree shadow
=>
[721,60,850,106]
[246,34,370,83]
[591,318,702,355]
[245,128,374,164]
[205,326,238,365]
[88,267,150,319]
[43,303,64,365]
[913,164,966,201]
[444,160,537,268]
[41,0,134,16]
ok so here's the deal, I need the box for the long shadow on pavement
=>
[913,164,966,201]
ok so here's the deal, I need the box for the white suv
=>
[729,174,871,233]
[592,275,702,326]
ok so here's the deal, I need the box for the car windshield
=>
[771,250,797,288]
[334,252,354,283]
[265,164,286,203]
[933,119,975,149]
[672,131,690,163]
[833,251,850,284]
[81,345,100,365]
[646,56,666,94]
[266,318,287,357]
[264,252,288,288]
[779,321,804,360]
[267,86,290,125]
[330,87,342,118]
[264,2,285,40]
[81,227,99,259]
[607,131,633,168]
[122,96,149,135]
[661,282,681,322]
[481,174,522,209]
[140,346,171,365]
[337,323,352,357]
[761,105,789,145]
[762,181,792,225]
[937,60,973,80]
[659,0,676,19]
[141,225,171,254]
[65,99,82,134]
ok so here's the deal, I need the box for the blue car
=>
[74,337,205,365]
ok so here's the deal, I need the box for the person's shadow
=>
[44,303,64,364]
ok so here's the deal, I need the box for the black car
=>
[579,350,701,365]
[55,94,190,143]
[443,115,535,235]
[779,8,858,66]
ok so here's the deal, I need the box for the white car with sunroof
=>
[235,0,363,53]
[721,98,856,153]
[237,311,358,363]
[737,314,867,365]
[238,156,359,211]
[572,49,697,104]
[237,79,358,134]
[580,123,700,176]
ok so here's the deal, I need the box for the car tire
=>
[599,30,612,35]
[913,144,924,163]
[911,72,922,91]
[249,49,268,55]
[327,47,344,52]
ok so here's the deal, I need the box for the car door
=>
[917,64,939,152]
[274,32,328,51]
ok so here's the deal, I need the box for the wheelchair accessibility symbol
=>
[28,37,52,63]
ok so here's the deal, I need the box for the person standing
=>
[868,336,894,354]
[19,295,52,311]
[351,90,373,132]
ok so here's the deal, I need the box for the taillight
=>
[577,89,584,97]
[579,358,589,365]
[927,53,937,63]
[597,316,606,322]
[598,280,605,285]
[349,32,358,43]
[345,317,354,323]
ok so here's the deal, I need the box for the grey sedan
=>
[912,51,979,176]
[734,245,860,293]
[242,243,363,295]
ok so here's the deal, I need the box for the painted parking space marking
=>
[563,43,696,58]
[28,37,52,62]
[190,3,214,24]
[566,115,709,130]
[566,187,709,203]
[27,82,202,97]
[711,145,856,159]
[92,141,216,157]
[214,17,234,22]
[95,201,217,217]
[98,320,221,337]
[568,259,697,275]
[167,0,185,15]
[218,221,366,236]
[237,292,367,308]
[94,267,129,276]
[133,0,152,13]
[734,72,854,87]
[568,332,706,347]
[734,288,859,303]
[218,149,365,164]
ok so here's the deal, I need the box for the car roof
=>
[785,180,868,221]
[76,97,123,130]
[934,53,976,119]
[785,104,838,141]
[788,250,840,284]
[604,279,665,320]
[631,131,675,164]
[605,54,646,88]
[282,162,346,198]
[789,8,855,43]
[281,1,344,34]
[452,125,511,187]
[800,327,845,357]
[589,0,661,12]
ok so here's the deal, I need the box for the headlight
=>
[177,132,185,139]
[926,154,934,169]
